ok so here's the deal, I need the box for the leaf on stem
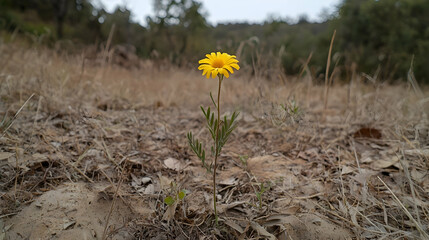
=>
[210,92,217,109]
[178,190,186,200]
[201,106,218,141]
[164,196,175,206]
[187,132,210,172]
[216,111,240,154]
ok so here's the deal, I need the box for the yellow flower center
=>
[212,59,224,68]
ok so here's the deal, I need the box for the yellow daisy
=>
[198,52,240,79]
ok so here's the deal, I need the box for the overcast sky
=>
[97,0,342,25]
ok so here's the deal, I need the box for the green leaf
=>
[211,146,215,156]
[210,92,217,109]
[187,131,206,162]
[260,183,266,194]
[200,106,206,117]
[178,190,186,200]
[216,111,240,154]
[0,113,12,131]
[201,106,218,141]
[164,196,175,206]
[188,131,211,172]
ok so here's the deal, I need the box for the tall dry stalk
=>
[323,30,336,110]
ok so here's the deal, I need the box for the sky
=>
[97,0,342,25]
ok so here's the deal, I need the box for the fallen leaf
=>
[250,221,276,240]
[360,151,373,163]
[282,206,299,215]
[163,157,184,171]
[224,220,245,234]
[187,191,207,215]
[0,152,14,161]
[351,169,376,185]
[372,156,400,170]
[353,127,382,139]
[8,153,48,172]
[219,177,238,186]
[162,201,178,221]
[404,149,429,158]
[63,220,76,230]
[127,157,144,166]
[243,113,256,123]
[369,143,385,150]
[262,215,292,236]
[361,156,373,163]
[410,169,425,183]
[144,184,155,194]
[246,155,302,180]
[341,166,354,175]
[158,174,172,190]
[217,201,247,214]
[51,141,61,148]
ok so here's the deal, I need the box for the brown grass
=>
[1,42,428,239]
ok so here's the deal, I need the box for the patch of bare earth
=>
[1,44,428,239]
[4,182,132,239]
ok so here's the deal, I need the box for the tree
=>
[147,0,209,62]
[334,0,429,82]
[51,0,67,38]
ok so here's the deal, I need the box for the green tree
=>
[147,0,209,62]
[0,0,103,42]
[51,0,67,38]
[334,0,429,82]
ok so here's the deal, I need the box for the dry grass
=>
[0,42,428,239]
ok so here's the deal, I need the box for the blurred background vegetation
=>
[0,0,428,83]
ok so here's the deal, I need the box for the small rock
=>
[141,177,152,184]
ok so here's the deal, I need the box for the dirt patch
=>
[3,182,133,240]
[261,213,351,239]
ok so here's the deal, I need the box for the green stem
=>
[213,75,223,225]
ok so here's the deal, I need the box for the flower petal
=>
[221,53,230,59]
[226,58,239,64]
[206,69,212,78]
[224,65,234,73]
[202,68,209,76]
[211,69,216,78]
[199,58,211,64]
[230,63,240,70]
[222,68,230,78]
[208,53,217,60]
[198,65,207,70]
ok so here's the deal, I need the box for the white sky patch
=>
[96,0,342,26]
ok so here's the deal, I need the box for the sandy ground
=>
[4,182,132,239]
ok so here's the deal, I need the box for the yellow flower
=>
[198,52,240,79]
